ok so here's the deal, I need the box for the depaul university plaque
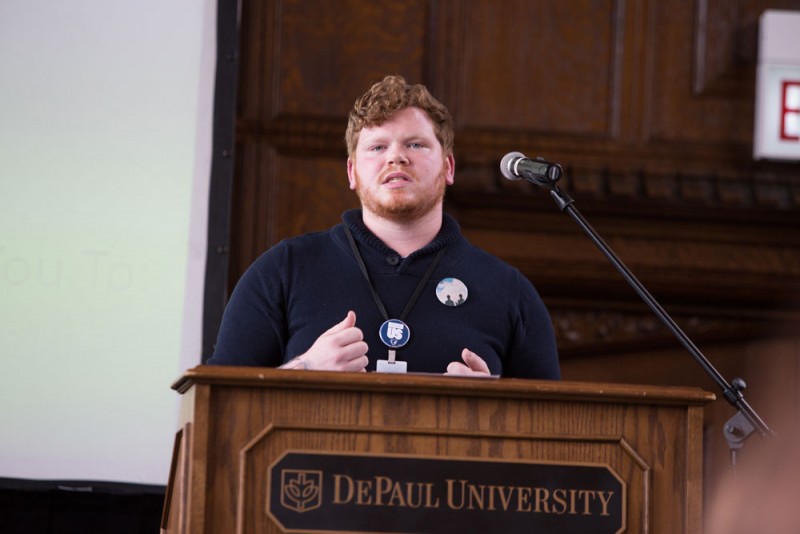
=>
[267,451,626,533]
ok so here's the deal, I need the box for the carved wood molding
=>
[457,199,800,296]
[455,162,800,214]
[549,303,766,356]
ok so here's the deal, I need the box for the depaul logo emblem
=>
[280,470,322,513]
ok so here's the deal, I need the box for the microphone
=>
[500,151,563,186]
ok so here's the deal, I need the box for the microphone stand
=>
[515,166,774,464]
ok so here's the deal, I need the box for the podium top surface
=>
[174,365,715,406]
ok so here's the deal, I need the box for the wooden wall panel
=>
[228,0,800,412]
[647,0,754,145]
[438,0,620,135]
[275,0,427,118]
[228,141,276,287]
[239,0,428,122]
[693,0,752,96]
[230,0,800,332]
[228,143,360,288]
[270,155,360,236]
[231,0,432,282]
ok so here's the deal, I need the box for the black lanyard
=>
[344,225,446,323]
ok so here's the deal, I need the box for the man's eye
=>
[409,142,423,149]
[370,145,385,151]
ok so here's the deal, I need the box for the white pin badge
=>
[436,278,468,307]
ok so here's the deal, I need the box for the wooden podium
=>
[161,365,714,533]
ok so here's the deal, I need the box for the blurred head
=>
[706,428,800,534]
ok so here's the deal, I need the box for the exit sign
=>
[754,11,800,160]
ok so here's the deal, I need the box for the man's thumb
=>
[325,310,356,334]
[462,348,490,373]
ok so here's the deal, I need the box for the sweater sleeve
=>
[505,271,561,379]
[207,246,289,367]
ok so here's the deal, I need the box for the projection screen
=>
[0,0,216,485]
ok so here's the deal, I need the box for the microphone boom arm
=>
[513,161,774,457]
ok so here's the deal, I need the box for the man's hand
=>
[283,311,369,372]
[445,348,492,377]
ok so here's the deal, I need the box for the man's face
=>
[347,107,455,223]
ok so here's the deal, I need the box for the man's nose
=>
[387,145,409,165]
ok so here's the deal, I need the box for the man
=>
[209,75,560,379]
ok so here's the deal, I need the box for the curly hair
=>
[345,75,454,157]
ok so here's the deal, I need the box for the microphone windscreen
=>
[500,151,525,181]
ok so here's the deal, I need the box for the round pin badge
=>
[436,278,468,307]
[379,319,411,348]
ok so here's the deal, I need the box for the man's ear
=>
[444,153,455,186]
[347,158,357,190]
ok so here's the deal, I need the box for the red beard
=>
[352,164,449,223]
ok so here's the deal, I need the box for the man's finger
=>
[446,362,471,375]
[329,325,364,347]
[323,310,356,336]
[338,341,369,362]
[344,354,369,372]
[461,348,490,374]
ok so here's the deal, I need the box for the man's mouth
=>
[383,173,411,184]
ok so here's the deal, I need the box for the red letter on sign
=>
[780,80,800,141]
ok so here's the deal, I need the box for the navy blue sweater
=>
[210,210,560,379]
